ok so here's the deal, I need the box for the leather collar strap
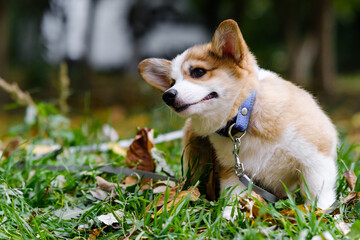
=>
[216,90,256,137]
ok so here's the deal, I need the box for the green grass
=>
[0,106,360,239]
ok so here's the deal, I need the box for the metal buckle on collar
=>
[228,123,246,177]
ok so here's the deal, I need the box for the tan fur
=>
[138,19,338,210]
[249,75,335,156]
[138,59,171,91]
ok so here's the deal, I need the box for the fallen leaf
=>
[96,176,116,193]
[153,180,176,193]
[53,207,87,220]
[337,221,351,235]
[90,189,109,201]
[93,176,119,200]
[124,128,155,188]
[97,210,124,229]
[238,191,267,219]
[154,180,176,188]
[146,181,199,218]
[343,191,358,204]
[156,187,200,214]
[146,180,186,212]
[77,219,94,230]
[344,170,357,191]
[125,128,154,172]
[88,226,107,240]
[122,176,139,186]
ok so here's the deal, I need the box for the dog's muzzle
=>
[162,89,177,107]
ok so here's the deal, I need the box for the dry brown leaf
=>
[145,180,192,215]
[124,128,155,187]
[121,175,152,191]
[96,176,117,193]
[278,205,328,225]
[344,170,357,191]
[257,204,328,225]
[154,180,186,208]
[145,184,181,212]
[153,180,176,193]
[238,191,267,219]
[122,176,138,186]
[279,205,309,217]
[343,191,359,204]
[126,128,154,172]
[88,226,106,240]
[156,187,201,215]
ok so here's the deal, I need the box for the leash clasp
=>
[228,123,246,177]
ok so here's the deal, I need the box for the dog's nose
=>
[162,89,177,106]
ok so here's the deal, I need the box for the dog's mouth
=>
[174,92,218,112]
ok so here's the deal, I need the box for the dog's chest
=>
[208,133,273,171]
[208,133,299,193]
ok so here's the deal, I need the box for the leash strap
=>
[41,165,177,181]
[238,173,278,202]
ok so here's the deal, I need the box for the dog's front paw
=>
[222,206,239,221]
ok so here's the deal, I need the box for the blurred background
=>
[0,0,359,141]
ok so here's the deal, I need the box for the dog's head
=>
[138,20,258,123]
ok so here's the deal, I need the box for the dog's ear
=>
[211,19,248,63]
[138,58,172,92]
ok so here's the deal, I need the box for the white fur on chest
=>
[208,126,323,196]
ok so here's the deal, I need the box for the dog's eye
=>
[190,68,207,78]
[170,79,176,87]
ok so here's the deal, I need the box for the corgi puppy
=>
[138,19,338,211]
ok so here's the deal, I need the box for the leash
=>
[19,131,183,182]
[41,164,177,181]
[217,90,278,202]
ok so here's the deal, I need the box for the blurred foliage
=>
[0,0,359,125]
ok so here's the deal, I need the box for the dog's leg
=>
[300,155,337,209]
[219,166,247,221]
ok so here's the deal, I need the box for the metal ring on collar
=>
[227,123,246,142]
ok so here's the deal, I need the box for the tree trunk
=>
[313,0,336,96]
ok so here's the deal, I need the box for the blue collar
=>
[216,90,256,137]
